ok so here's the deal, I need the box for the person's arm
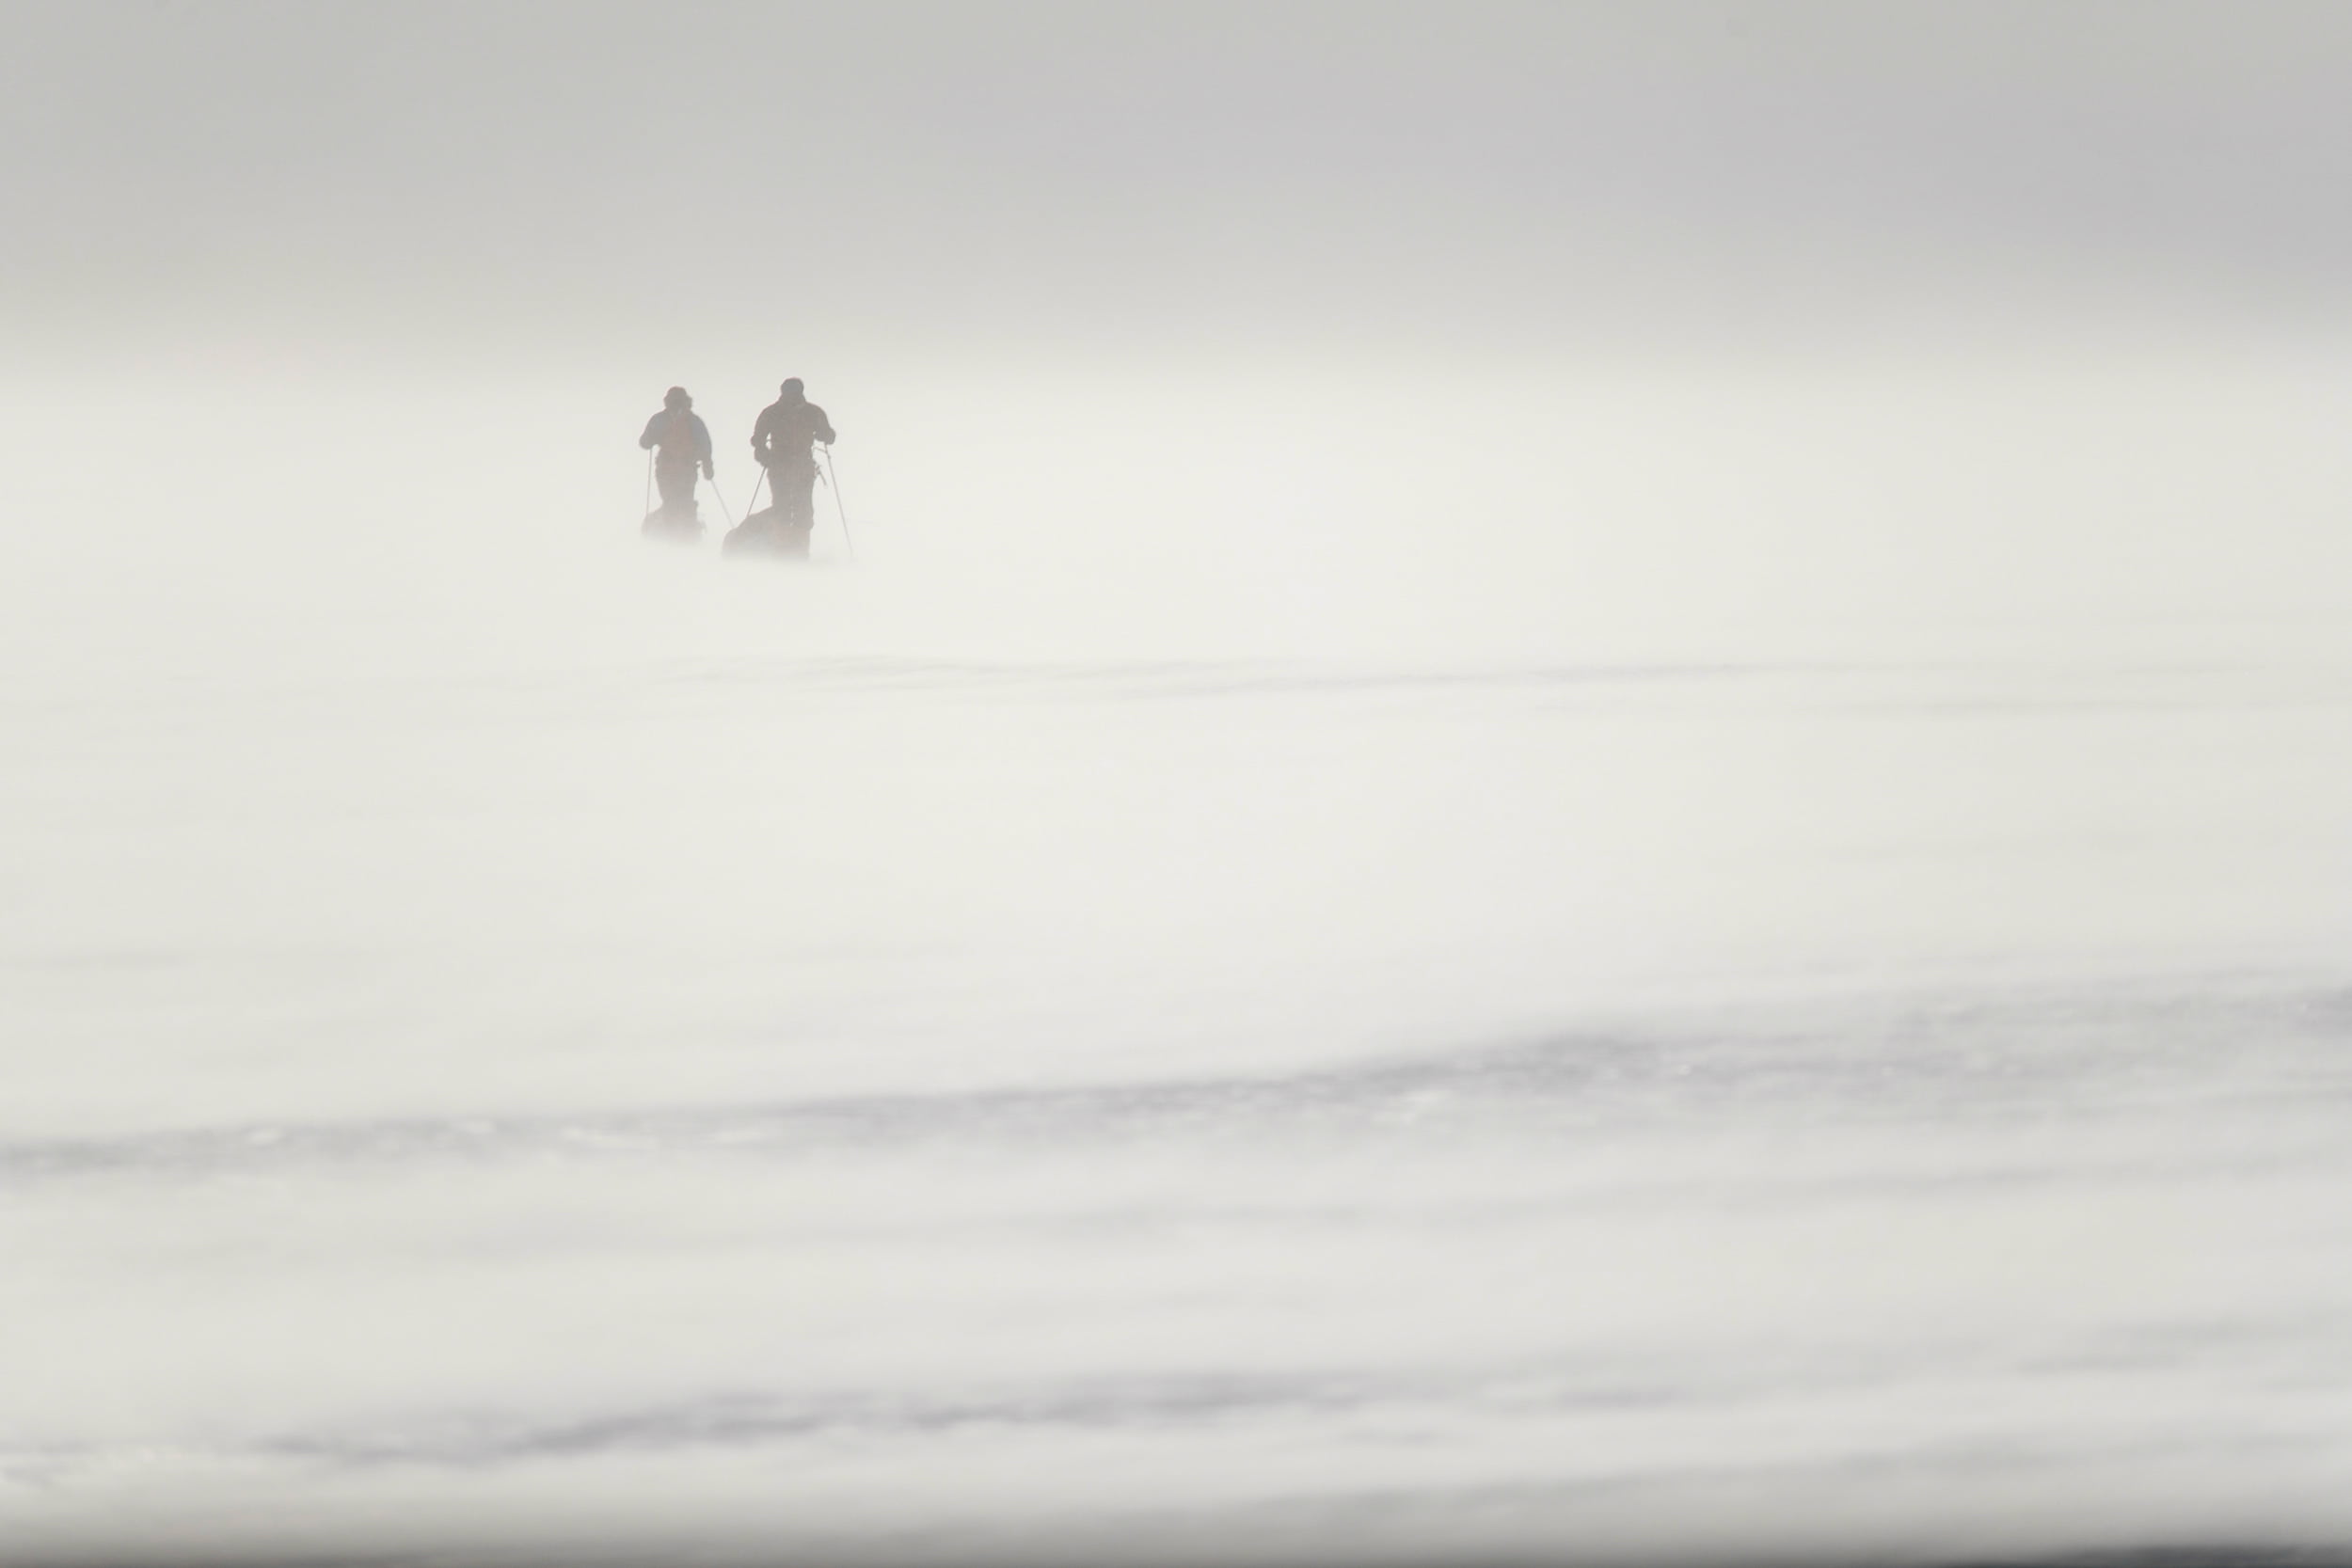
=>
[638,414,660,451]
[750,407,771,465]
[813,405,836,445]
[694,416,714,476]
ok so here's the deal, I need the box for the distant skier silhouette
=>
[746,379,835,553]
[639,387,714,536]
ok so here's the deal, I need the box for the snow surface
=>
[4,365,2351,1565]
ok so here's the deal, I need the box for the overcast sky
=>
[6,1,2352,372]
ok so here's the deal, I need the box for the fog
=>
[6,5,2352,1566]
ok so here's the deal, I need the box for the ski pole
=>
[744,465,768,516]
[822,444,855,562]
[643,450,653,518]
[707,473,735,529]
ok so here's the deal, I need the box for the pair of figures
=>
[639,379,836,546]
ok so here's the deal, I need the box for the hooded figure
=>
[749,379,836,539]
[639,387,714,529]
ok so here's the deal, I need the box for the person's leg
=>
[799,470,818,554]
[783,464,816,528]
[780,472,804,556]
[656,459,696,522]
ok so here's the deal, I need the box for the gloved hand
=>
[701,462,715,481]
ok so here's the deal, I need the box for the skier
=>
[639,387,714,531]
[749,379,836,546]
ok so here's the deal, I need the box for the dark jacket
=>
[751,399,835,468]
[640,409,713,466]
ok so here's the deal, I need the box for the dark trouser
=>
[655,457,699,519]
[767,459,817,530]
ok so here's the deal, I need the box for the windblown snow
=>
[4,361,2351,1566]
